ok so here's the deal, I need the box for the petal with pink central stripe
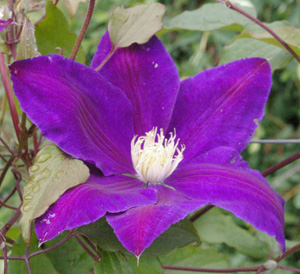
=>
[107,186,204,257]
[10,55,134,176]
[91,32,180,135]
[35,174,156,244]
[167,148,285,252]
[168,58,272,164]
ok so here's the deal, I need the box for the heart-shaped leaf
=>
[20,145,90,243]
[108,3,165,49]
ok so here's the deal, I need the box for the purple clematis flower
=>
[0,18,13,31]
[10,32,285,257]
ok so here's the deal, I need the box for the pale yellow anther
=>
[131,127,185,185]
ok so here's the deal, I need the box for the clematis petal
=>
[168,58,272,163]
[106,186,203,257]
[166,147,285,252]
[0,19,13,31]
[91,32,180,135]
[35,174,156,244]
[10,55,135,176]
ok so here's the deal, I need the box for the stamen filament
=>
[131,127,185,185]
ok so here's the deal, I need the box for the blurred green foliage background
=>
[1,0,300,272]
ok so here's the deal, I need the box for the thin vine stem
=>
[3,246,8,274]
[79,234,102,258]
[70,0,95,60]
[0,155,15,187]
[251,139,300,144]
[75,235,101,262]
[277,266,300,272]
[189,205,214,222]
[7,0,17,59]
[162,265,261,272]
[25,245,32,274]
[275,242,300,263]
[94,46,116,71]
[0,206,21,239]
[262,151,300,177]
[0,53,20,139]
[28,231,77,258]
[12,169,24,200]
[0,187,17,209]
[216,0,300,63]
[0,137,14,155]
[0,200,18,210]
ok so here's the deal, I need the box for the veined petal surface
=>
[167,147,285,252]
[35,174,156,243]
[107,186,204,257]
[168,58,272,163]
[91,32,180,135]
[10,55,134,175]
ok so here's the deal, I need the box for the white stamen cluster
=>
[131,127,185,185]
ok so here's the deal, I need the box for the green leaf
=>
[80,218,200,257]
[94,250,162,274]
[0,37,9,54]
[235,21,300,58]
[80,217,126,253]
[160,246,228,274]
[194,208,269,258]
[8,234,59,274]
[35,1,85,63]
[164,1,256,32]
[17,17,40,60]
[108,3,165,49]
[44,233,93,274]
[143,218,200,256]
[220,38,293,71]
[20,145,90,244]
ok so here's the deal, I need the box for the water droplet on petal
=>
[24,194,33,200]
[36,153,52,163]
[25,183,33,189]
[30,164,40,172]
[22,202,31,212]
[29,164,40,172]
[30,174,39,182]
[32,184,40,193]
[39,168,51,181]
[54,170,64,182]
[24,188,31,195]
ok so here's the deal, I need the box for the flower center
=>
[131,127,185,185]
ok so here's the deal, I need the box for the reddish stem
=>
[28,232,76,258]
[275,242,300,263]
[0,155,15,188]
[3,246,8,274]
[0,53,20,139]
[0,187,17,209]
[277,266,300,272]
[70,0,95,60]
[217,0,300,63]
[189,205,214,222]
[162,265,261,272]
[262,151,300,177]
[75,235,101,262]
[0,200,18,210]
